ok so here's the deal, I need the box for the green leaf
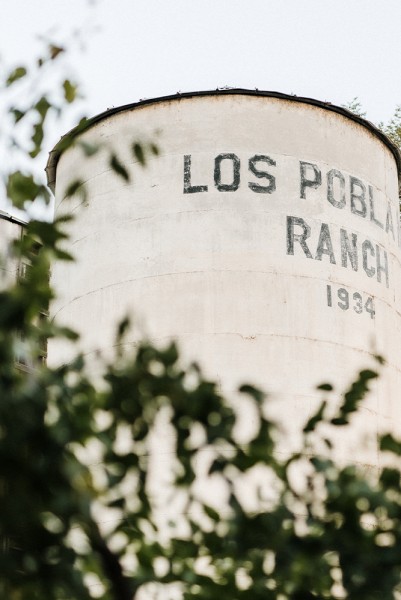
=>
[108,497,125,509]
[35,97,51,119]
[65,179,84,198]
[310,457,332,473]
[203,505,220,522]
[150,143,159,156]
[380,433,401,455]
[110,154,130,182]
[10,109,25,123]
[30,123,44,158]
[209,457,227,474]
[55,326,79,341]
[63,80,77,103]
[239,384,264,402]
[79,141,99,157]
[303,401,327,433]
[330,417,348,426]
[6,171,49,208]
[49,44,64,60]
[6,66,27,86]
[380,467,400,488]
[317,383,333,391]
[132,143,146,166]
[117,317,130,340]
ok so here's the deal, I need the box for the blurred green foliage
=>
[2,47,401,600]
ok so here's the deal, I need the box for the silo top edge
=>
[45,89,401,193]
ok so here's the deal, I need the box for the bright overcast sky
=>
[2,0,401,136]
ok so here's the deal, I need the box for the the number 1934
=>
[326,285,375,319]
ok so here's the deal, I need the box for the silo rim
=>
[46,88,401,193]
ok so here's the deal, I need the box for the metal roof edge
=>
[45,89,401,193]
[0,209,27,227]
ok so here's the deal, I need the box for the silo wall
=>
[48,91,401,466]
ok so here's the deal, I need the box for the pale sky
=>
[1,0,401,216]
[3,0,401,125]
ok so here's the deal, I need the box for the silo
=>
[46,90,401,467]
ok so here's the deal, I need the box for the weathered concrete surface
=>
[49,93,401,467]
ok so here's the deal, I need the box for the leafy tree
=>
[3,44,401,600]
[379,106,401,151]
[341,98,367,119]
[343,97,401,152]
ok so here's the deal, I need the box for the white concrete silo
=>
[46,90,401,466]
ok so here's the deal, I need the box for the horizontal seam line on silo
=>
[50,268,401,321]
[75,333,401,374]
